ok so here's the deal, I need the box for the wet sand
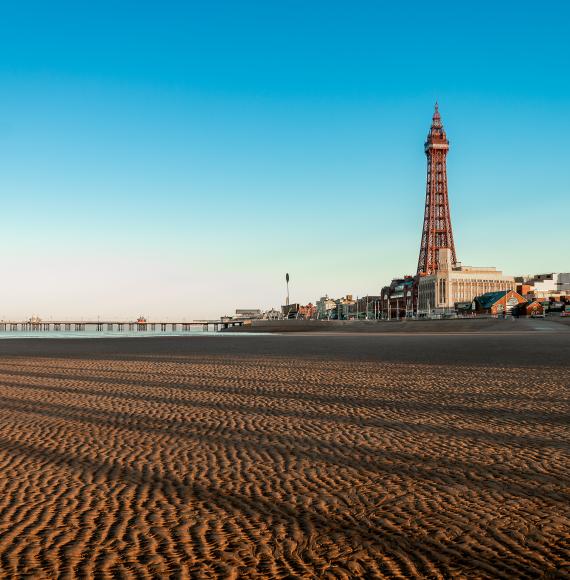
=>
[0,333,568,578]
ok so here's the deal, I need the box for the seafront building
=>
[381,277,415,319]
[262,308,281,320]
[516,272,570,301]
[235,309,262,319]
[281,303,317,319]
[316,296,337,318]
[473,290,528,316]
[416,248,515,316]
[226,308,280,320]
[349,296,382,319]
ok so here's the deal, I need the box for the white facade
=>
[316,296,337,318]
[527,274,557,293]
[418,249,515,314]
[235,309,262,319]
[262,308,281,320]
[517,273,570,298]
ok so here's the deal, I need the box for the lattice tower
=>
[417,103,457,276]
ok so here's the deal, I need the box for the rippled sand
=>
[0,335,568,578]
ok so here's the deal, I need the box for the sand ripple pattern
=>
[0,353,568,578]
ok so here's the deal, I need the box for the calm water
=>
[0,329,259,340]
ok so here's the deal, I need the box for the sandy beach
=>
[0,332,568,578]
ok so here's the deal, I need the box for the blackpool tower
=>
[416,104,457,276]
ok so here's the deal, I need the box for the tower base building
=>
[417,249,515,316]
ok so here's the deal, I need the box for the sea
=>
[0,326,251,340]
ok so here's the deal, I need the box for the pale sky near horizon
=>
[1,1,569,320]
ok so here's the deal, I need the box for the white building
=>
[316,295,337,319]
[235,309,262,319]
[516,273,570,299]
[417,249,515,315]
[262,308,281,320]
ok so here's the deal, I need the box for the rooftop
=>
[475,291,508,309]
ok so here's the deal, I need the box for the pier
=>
[0,320,250,333]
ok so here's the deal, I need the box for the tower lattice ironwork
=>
[417,103,457,276]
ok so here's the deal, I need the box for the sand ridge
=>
[0,344,568,578]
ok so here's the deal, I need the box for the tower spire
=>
[416,104,457,276]
[428,101,445,137]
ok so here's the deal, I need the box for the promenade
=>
[224,316,570,334]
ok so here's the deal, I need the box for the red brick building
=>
[522,300,545,317]
[474,290,527,316]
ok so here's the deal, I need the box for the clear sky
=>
[0,1,569,320]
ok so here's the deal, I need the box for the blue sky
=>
[0,1,568,319]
